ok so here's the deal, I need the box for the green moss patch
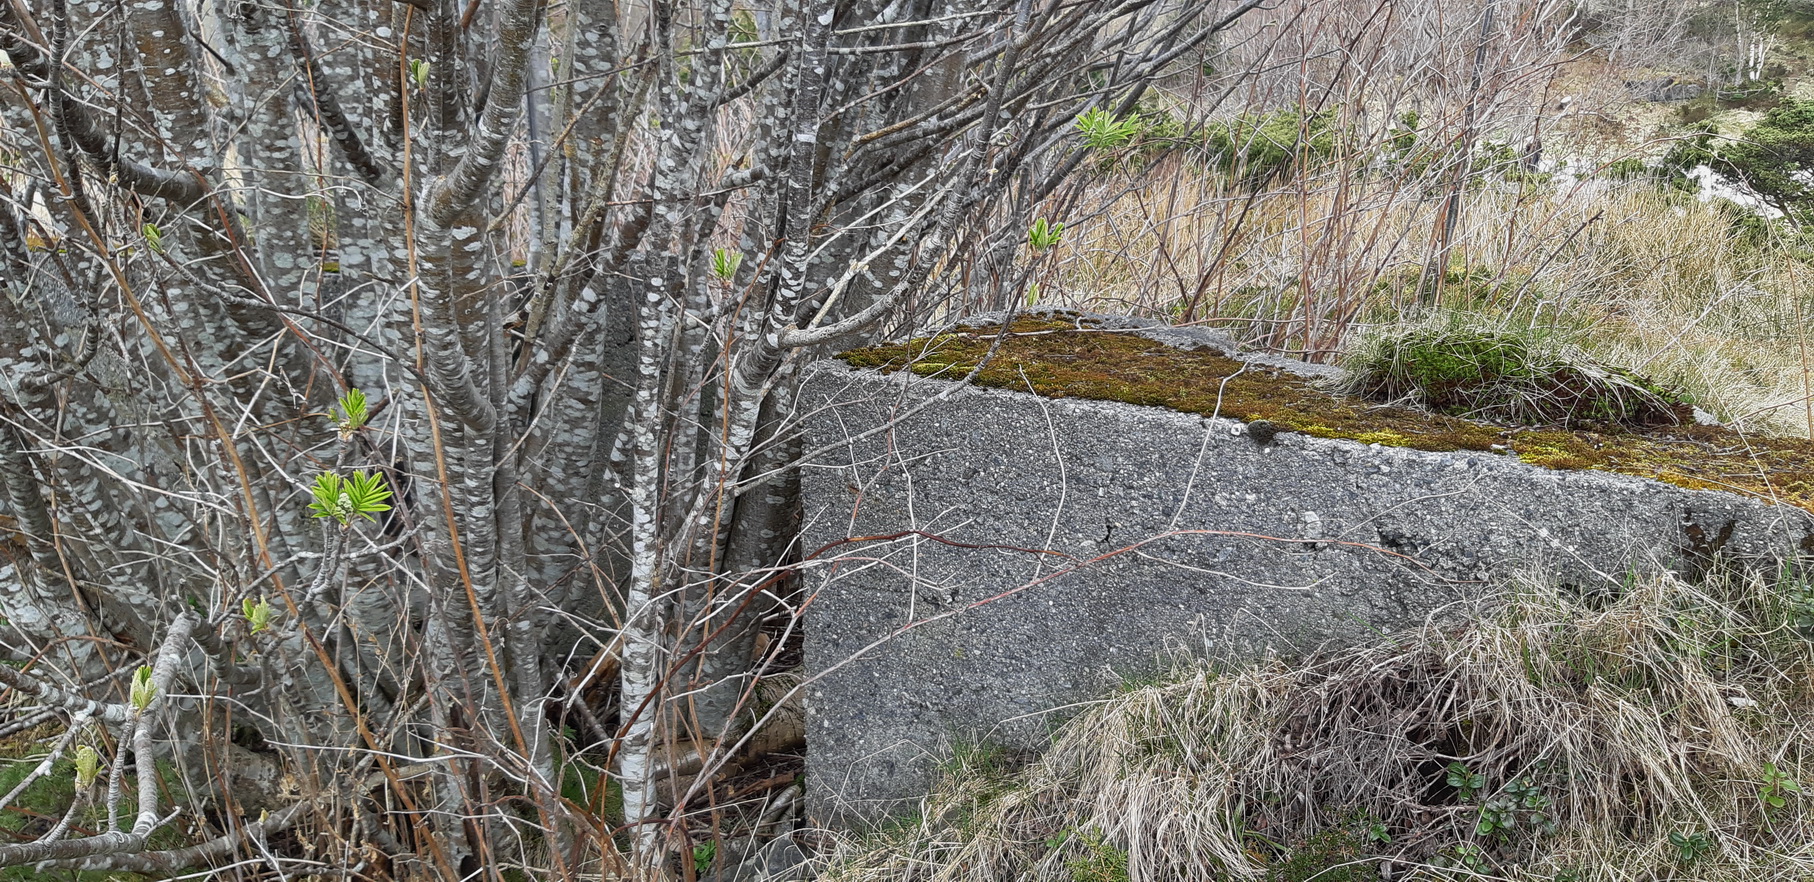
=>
[837,316,1814,512]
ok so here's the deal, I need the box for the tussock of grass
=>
[819,571,1814,881]
[1339,318,1693,429]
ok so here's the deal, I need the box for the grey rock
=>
[753,835,808,881]
[704,833,810,882]
[1625,76,1704,102]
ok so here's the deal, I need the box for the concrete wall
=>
[797,322,1814,827]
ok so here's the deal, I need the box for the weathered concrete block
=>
[798,319,1814,827]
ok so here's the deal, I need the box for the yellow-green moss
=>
[1353,430,1411,446]
[838,316,1814,513]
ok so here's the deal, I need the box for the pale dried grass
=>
[1039,162,1814,438]
[820,570,1814,881]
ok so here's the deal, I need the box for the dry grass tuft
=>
[819,570,1814,881]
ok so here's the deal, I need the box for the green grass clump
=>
[1264,825,1371,882]
[1060,828,1130,882]
[1340,322,1693,429]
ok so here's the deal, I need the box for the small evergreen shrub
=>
[1203,109,1340,184]
[1603,157,1650,181]
[1712,98,1814,219]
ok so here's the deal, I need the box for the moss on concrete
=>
[837,315,1814,513]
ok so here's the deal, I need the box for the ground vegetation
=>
[822,569,1814,881]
